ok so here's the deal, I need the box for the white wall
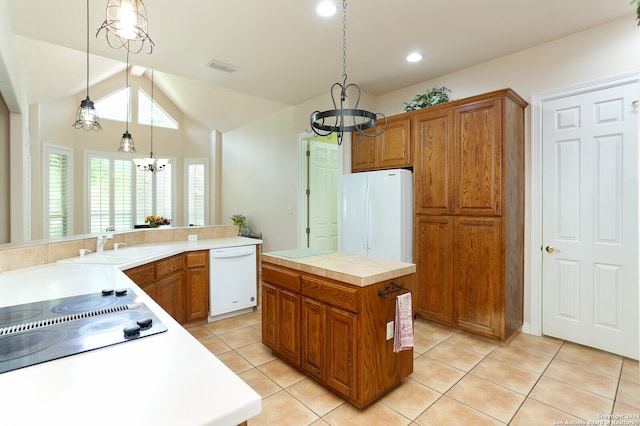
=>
[0,0,30,243]
[221,106,299,252]
[377,18,639,114]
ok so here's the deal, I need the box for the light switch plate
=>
[386,321,394,340]
[188,234,197,241]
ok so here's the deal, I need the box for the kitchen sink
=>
[59,245,175,265]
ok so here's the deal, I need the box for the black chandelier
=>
[97,0,154,54]
[309,0,386,145]
[73,0,102,131]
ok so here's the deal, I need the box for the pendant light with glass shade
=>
[133,70,168,172]
[73,0,102,131]
[118,48,136,153]
[309,0,386,145]
[97,0,154,54]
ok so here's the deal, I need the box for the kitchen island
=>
[261,250,416,408]
[0,238,262,426]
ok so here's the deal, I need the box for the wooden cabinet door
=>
[262,283,279,350]
[454,99,502,216]
[413,109,454,215]
[414,216,454,324]
[279,289,301,366]
[378,117,411,169]
[352,131,376,171]
[454,218,502,337]
[155,270,185,323]
[184,251,209,321]
[185,266,209,321]
[352,117,411,172]
[301,297,325,380]
[326,306,357,400]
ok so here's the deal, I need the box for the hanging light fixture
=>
[133,71,169,172]
[96,0,154,54]
[73,0,102,131]
[309,0,386,145]
[118,48,136,152]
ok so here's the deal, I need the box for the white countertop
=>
[0,238,262,426]
[57,236,263,270]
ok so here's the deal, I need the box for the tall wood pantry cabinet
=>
[412,89,527,342]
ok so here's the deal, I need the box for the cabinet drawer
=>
[124,263,155,285]
[185,251,208,268]
[301,276,358,313]
[155,254,184,277]
[262,264,301,292]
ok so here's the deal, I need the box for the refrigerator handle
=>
[361,183,368,250]
[364,182,371,249]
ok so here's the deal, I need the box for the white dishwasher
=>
[208,245,257,322]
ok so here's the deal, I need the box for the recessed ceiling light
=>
[316,1,336,17]
[406,52,423,63]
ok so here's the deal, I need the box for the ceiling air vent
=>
[207,59,239,73]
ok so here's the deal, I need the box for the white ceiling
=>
[7,0,635,133]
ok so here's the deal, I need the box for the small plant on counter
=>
[145,215,171,228]
[633,0,640,26]
[230,214,247,234]
[402,86,451,111]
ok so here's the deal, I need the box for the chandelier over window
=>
[309,0,386,145]
[73,0,102,131]
[134,71,169,172]
[118,49,136,153]
[97,0,154,54]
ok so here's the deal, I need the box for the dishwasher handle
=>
[210,245,255,259]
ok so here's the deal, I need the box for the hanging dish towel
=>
[393,292,414,353]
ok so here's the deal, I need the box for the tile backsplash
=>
[0,226,239,273]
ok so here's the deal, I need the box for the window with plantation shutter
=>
[155,163,173,219]
[136,168,153,225]
[88,151,175,233]
[135,162,173,224]
[185,159,208,226]
[113,159,134,230]
[44,144,73,238]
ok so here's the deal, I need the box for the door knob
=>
[545,246,555,253]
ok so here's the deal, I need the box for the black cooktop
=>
[0,288,167,374]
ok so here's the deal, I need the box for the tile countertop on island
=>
[0,237,262,426]
[261,250,416,286]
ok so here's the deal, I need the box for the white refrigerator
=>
[341,169,413,262]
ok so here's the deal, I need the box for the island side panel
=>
[357,275,415,407]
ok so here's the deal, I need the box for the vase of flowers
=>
[145,215,171,228]
[230,214,247,235]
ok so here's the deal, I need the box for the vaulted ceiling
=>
[7,0,634,132]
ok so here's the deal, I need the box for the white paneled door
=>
[542,81,638,359]
[308,140,338,250]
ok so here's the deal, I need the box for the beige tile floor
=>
[186,311,640,425]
